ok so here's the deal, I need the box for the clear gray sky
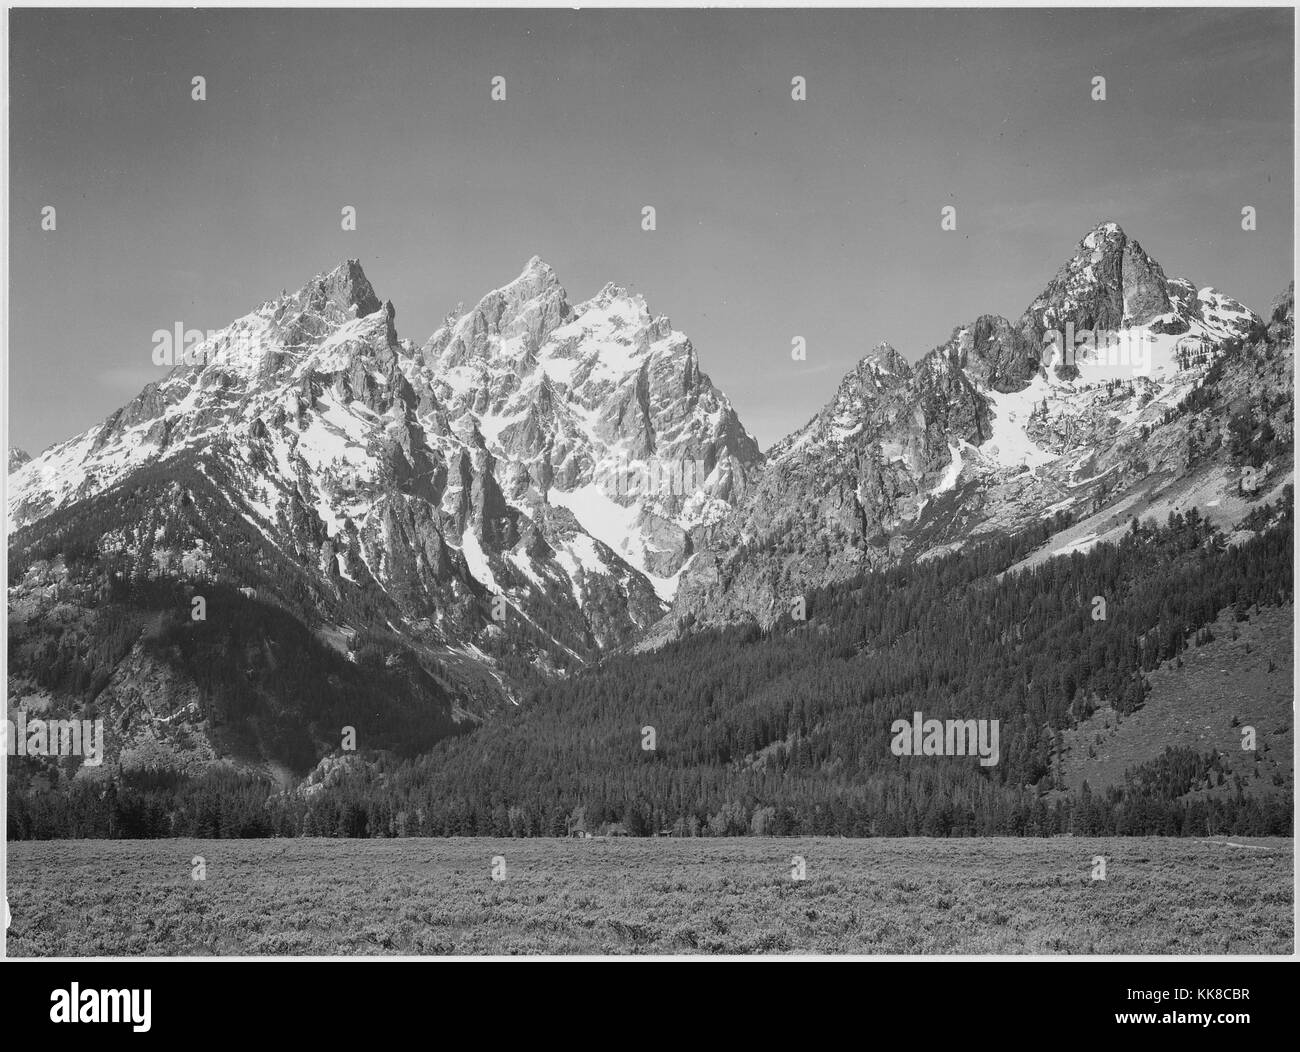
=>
[9,7,1293,454]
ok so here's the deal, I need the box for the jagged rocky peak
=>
[590,279,638,306]
[8,447,31,473]
[401,257,763,586]
[822,344,911,403]
[507,254,567,316]
[1267,280,1295,344]
[251,262,402,385]
[1020,220,1172,340]
[861,342,911,378]
[769,344,914,462]
[1010,220,1262,386]
[290,258,384,321]
[822,342,912,409]
[424,257,570,368]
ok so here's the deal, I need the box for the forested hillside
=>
[6,450,474,826]
[11,489,1290,839]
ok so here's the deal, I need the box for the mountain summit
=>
[1021,221,1171,337]
[663,224,1285,632]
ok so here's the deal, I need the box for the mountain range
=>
[5,222,1294,818]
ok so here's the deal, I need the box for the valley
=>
[7,836,1291,956]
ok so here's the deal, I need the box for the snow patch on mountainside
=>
[981,378,1058,470]
[934,443,964,494]
[459,529,499,593]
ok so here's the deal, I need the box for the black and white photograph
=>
[1,1,1295,995]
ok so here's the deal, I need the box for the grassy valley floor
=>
[7,836,1292,956]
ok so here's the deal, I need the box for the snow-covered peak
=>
[5,255,417,535]
[510,253,560,284]
[586,280,641,307]
[1019,222,1262,374]
[293,258,384,320]
[8,254,765,706]
[410,261,761,587]
[421,257,569,372]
